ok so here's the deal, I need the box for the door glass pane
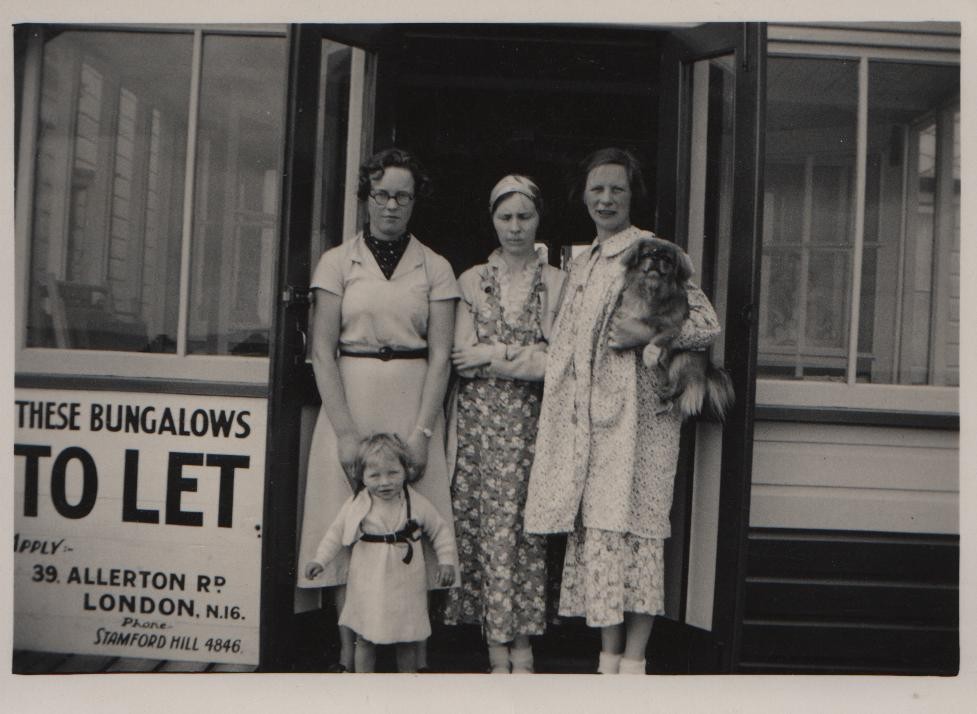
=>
[187,34,287,356]
[26,31,192,352]
[310,40,354,261]
[860,62,959,385]
[687,56,735,353]
[760,57,858,380]
[301,40,357,376]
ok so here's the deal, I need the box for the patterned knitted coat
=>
[523,226,721,538]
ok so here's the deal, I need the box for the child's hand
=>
[305,562,324,580]
[436,564,455,587]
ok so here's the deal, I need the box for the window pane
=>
[759,57,858,380]
[859,62,959,385]
[759,248,801,348]
[27,31,191,352]
[947,111,960,385]
[187,35,287,356]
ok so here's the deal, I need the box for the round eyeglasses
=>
[369,190,414,207]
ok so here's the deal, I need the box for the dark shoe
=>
[326,662,350,673]
[417,666,434,673]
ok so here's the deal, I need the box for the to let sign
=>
[13,389,267,665]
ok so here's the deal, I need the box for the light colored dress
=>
[311,485,458,644]
[443,249,565,642]
[297,233,460,590]
[523,226,721,627]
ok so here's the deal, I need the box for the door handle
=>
[294,325,308,364]
[281,285,312,308]
[282,286,312,364]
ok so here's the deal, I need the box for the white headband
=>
[489,175,539,212]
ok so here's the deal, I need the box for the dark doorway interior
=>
[391,26,664,274]
[328,25,682,673]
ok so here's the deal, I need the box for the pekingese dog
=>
[614,236,734,421]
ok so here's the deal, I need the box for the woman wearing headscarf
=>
[444,175,565,674]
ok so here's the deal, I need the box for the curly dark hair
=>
[571,146,647,214]
[356,147,432,202]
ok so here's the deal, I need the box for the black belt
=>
[339,346,428,361]
[358,488,421,563]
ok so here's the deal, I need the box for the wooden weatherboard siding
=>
[739,528,958,674]
[743,420,958,674]
[750,421,958,534]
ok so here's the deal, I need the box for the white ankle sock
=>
[488,644,510,674]
[597,651,622,674]
[619,657,646,675]
[509,646,534,674]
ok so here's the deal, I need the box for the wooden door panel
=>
[655,22,766,673]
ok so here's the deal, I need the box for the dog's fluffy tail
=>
[676,363,735,422]
[703,364,734,422]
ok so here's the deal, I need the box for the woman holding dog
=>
[524,147,722,674]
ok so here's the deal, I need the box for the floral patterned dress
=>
[444,251,563,643]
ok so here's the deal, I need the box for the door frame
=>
[656,22,767,673]
[262,21,766,673]
[259,24,322,672]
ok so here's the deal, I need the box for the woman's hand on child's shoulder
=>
[436,564,455,587]
[305,562,324,580]
[406,431,429,479]
[336,432,361,483]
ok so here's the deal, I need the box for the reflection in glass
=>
[686,55,735,359]
[760,57,858,379]
[860,61,959,386]
[310,40,353,262]
[760,250,801,348]
[703,57,735,360]
[805,250,848,349]
[760,57,958,385]
[27,31,192,352]
[187,35,287,356]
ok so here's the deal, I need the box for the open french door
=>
[260,25,389,671]
[654,23,766,673]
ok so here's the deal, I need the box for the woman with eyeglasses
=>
[297,148,459,673]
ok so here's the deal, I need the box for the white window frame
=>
[761,24,960,414]
[15,24,291,385]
